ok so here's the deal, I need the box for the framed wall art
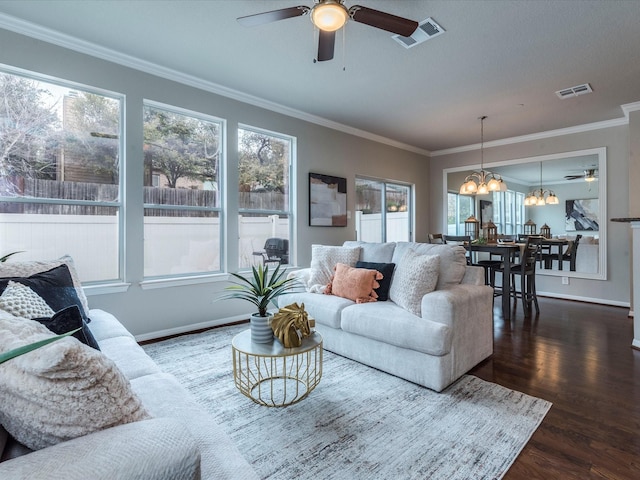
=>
[309,173,347,227]
[565,198,599,231]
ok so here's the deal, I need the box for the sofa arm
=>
[0,418,201,480]
[460,265,485,286]
[421,283,493,329]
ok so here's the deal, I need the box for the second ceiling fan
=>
[237,0,419,62]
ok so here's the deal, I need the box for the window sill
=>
[84,282,131,296]
[140,273,229,290]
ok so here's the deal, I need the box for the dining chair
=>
[542,234,582,271]
[492,235,543,315]
[428,233,444,244]
[442,235,472,264]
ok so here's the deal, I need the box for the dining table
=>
[465,242,522,320]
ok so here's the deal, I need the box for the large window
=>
[238,125,293,269]
[356,178,412,242]
[491,190,525,235]
[143,101,223,278]
[447,192,475,235]
[0,69,122,283]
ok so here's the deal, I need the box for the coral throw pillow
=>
[325,263,383,304]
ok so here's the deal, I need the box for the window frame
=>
[142,99,226,280]
[0,65,125,285]
[355,176,414,242]
[237,123,295,271]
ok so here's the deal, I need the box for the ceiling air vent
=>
[555,83,593,99]
[392,17,445,49]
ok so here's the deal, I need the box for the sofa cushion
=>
[343,241,396,263]
[0,264,89,322]
[34,305,100,350]
[355,261,395,301]
[392,242,467,289]
[325,263,382,303]
[87,308,136,342]
[0,312,150,451]
[307,244,361,293]
[340,302,452,356]
[278,291,354,329]
[0,256,90,319]
[389,250,440,316]
[98,336,162,380]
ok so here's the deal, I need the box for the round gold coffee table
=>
[232,329,323,407]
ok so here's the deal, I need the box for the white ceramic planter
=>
[250,313,274,344]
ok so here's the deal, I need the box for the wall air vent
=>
[555,83,593,99]
[392,17,445,49]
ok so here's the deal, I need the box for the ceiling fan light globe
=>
[311,2,349,31]
[585,176,596,182]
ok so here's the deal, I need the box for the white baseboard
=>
[135,314,249,342]
[537,291,631,309]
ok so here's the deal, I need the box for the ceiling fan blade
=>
[237,6,310,27]
[564,175,584,180]
[349,5,418,37]
[317,30,335,62]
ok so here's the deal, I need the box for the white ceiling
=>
[0,0,639,153]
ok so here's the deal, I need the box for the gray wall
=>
[430,125,630,306]
[0,29,429,338]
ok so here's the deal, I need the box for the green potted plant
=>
[217,263,301,343]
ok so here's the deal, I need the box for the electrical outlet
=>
[562,276,569,285]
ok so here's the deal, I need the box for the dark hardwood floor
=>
[469,297,640,480]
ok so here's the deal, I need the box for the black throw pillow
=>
[0,264,90,323]
[34,305,100,350]
[355,261,396,301]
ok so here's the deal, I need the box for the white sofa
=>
[0,309,259,480]
[278,241,494,392]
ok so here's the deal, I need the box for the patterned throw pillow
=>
[389,250,440,316]
[307,245,361,293]
[325,263,383,303]
[0,312,150,451]
[0,264,90,323]
[0,256,90,319]
[0,281,56,318]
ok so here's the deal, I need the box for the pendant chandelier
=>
[524,162,559,206]
[459,116,507,195]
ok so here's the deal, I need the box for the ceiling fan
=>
[564,168,598,182]
[237,0,419,62]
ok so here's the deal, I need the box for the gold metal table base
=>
[232,329,323,407]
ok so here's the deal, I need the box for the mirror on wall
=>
[444,147,606,280]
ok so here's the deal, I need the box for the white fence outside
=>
[0,211,407,282]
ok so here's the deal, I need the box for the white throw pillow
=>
[0,312,150,450]
[389,250,440,316]
[307,245,361,293]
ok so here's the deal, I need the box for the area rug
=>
[143,324,551,480]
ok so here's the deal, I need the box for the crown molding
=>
[621,101,640,119]
[0,13,430,157]
[431,116,628,157]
